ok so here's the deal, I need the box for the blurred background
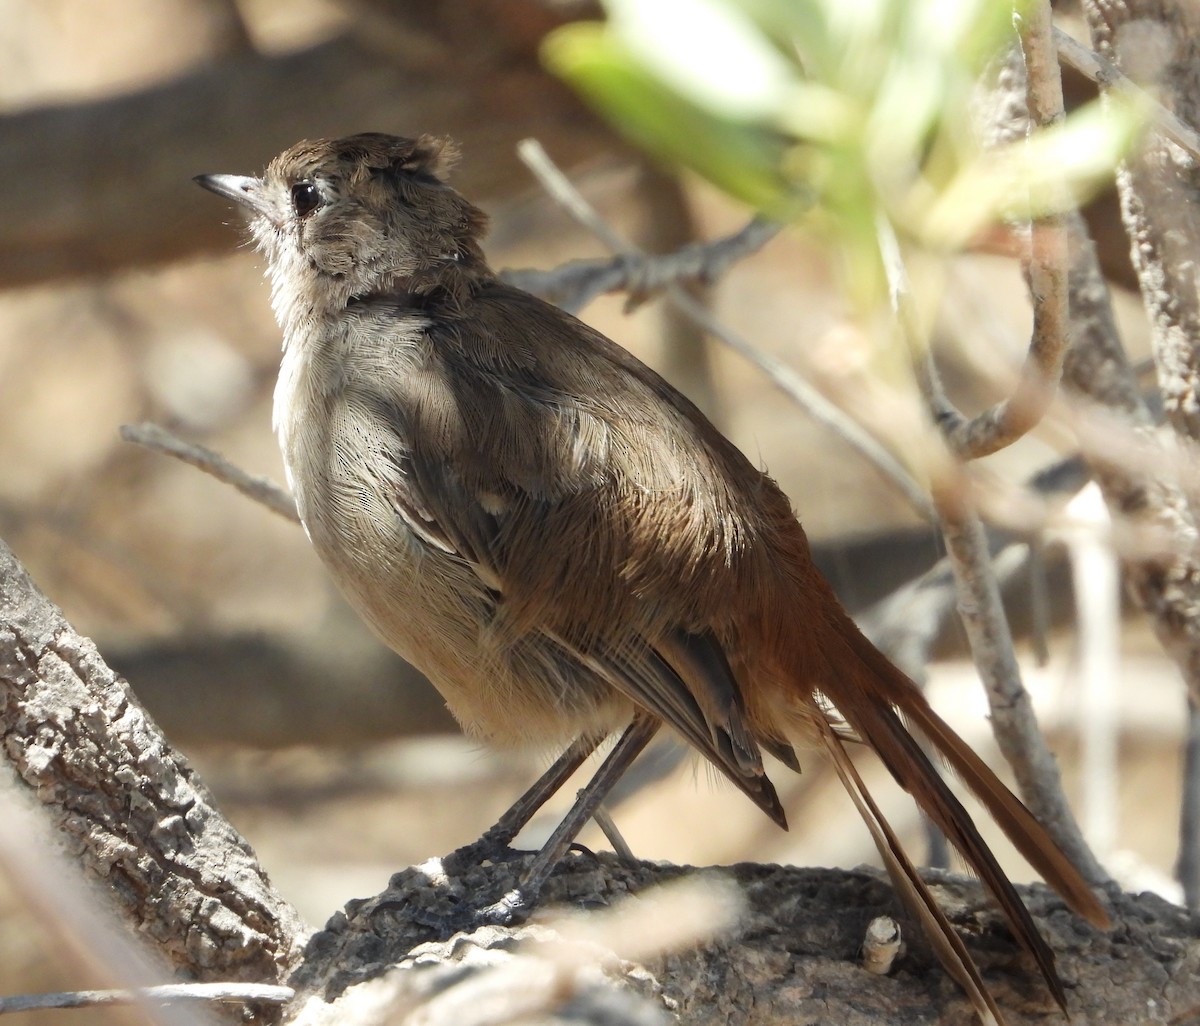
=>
[0,0,1185,1018]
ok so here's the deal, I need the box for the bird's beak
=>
[193,173,272,219]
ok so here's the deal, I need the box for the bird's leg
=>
[447,732,604,870]
[474,714,660,925]
[591,806,636,861]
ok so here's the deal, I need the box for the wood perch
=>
[285,853,1190,1026]
[0,536,307,982]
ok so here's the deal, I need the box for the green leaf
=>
[603,0,802,121]
[544,22,803,216]
[919,95,1145,247]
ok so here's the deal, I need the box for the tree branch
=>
[878,194,1106,885]
[0,534,1183,1026]
[935,493,1109,887]
[1083,1,1200,442]
[120,422,298,523]
[1071,1,1200,704]
[0,536,307,981]
[286,853,1181,1026]
[935,5,1071,459]
[500,219,780,314]
[1054,26,1200,162]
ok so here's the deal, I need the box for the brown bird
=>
[196,133,1108,1024]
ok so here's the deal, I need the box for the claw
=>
[472,888,530,927]
[444,838,533,874]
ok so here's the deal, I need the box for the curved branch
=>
[935,5,1071,460]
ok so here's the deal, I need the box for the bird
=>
[196,132,1109,1024]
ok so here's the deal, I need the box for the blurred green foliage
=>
[545,0,1141,303]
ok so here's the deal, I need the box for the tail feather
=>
[829,674,1069,1014]
[820,728,1005,1026]
[904,698,1110,928]
[843,617,1110,928]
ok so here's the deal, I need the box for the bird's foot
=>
[403,886,531,937]
[471,888,531,928]
[443,835,532,874]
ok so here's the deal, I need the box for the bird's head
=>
[196,133,490,333]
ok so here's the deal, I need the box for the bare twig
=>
[518,140,634,255]
[884,226,1108,880]
[120,421,299,523]
[934,5,1071,459]
[936,492,1110,885]
[668,292,935,521]
[515,139,935,522]
[0,983,294,1015]
[501,219,781,314]
[1179,697,1200,910]
[1053,27,1200,162]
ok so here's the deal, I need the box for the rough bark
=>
[0,536,307,983]
[1075,0,1200,705]
[285,853,1196,1026]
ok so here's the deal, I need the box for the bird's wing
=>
[549,626,787,827]
[368,283,791,823]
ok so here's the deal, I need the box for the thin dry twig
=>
[882,210,1106,883]
[501,219,781,313]
[120,421,299,523]
[933,4,1071,459]
[1053,26,1200,162]
[936,493,1110,885]
[0,983,294,1015]
[515,139,935,522]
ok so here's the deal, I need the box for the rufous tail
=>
[805,609,1109,1020]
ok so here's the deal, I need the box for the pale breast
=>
[271,314,628,748]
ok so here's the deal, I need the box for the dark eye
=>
[291,181,321,218]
